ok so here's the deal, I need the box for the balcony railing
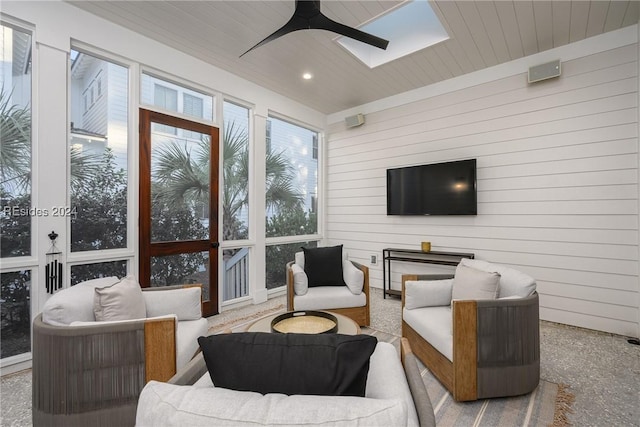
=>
[223,247,249,301]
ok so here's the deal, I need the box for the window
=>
[222,101,250,302]
[264,116,319,290]
[266,120,271,154]
[1,24,32,258]
[223,247,249,301]
[69,49,129,253]
[154,84,177,111]
[153,84,178,135]
[223,101,250,241]
[1,23,33,360]
[312,134,318,160]
[141,73,214,122]
[183,93,203,118]
[265,116,319,238]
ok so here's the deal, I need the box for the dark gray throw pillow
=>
[302,245,346,287]
[197,332,377,397]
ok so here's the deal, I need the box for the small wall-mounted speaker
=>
[528,60,561,83]
[345,113,365,128]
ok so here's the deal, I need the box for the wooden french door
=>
[139,109,219,317]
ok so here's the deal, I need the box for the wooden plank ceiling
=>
[67,1,639,114]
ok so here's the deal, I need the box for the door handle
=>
[211,242,220,248]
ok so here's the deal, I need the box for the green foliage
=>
[70,261,127,286]
[149,195,208,286]
[0,270,31,359]
[265,207,317,288]
[70,148,127,252]
[0,192,31,257]
[266,206,317,237]
[223,121,249,240]
[0,88,31,195]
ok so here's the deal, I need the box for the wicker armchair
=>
[32,282,207,426]
[401,260,540,402]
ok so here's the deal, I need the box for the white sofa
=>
[136,338,435,427]
[32,276,209,426]
[402,258,540,401]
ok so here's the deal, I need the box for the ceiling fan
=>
[240,0,389,57]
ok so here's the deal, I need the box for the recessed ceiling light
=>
[302,72,313,80]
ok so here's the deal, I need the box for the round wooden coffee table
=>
[246,310,360,335]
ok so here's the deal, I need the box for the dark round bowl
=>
[270,310,338,334]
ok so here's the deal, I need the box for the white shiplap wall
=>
[326,42,638,337]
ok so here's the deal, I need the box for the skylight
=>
[336,0,449,68]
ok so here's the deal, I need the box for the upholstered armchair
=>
[286,245,370,326]
[32,276,208,426]
[401,258,540,402]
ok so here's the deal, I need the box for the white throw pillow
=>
[342,260,364,295]
[290,263,308,296]
[404,279,453,309]
[42,276,120,325]
[143,286,202,321]
[451,263,500,301]
[460,258,536,298]
[136,381,408,427]
[94,275,147,321]
[294,251,305,269]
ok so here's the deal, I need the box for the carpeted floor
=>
[2,287,639,426]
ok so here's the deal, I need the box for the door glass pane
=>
[151,129,210,242]
[222,101,249,241]
[69,49,128,252]
[0,270,31,358]
[265,117,318,238]
[265,241,318,289]
[223,247,249,301]
[151,252,209,300]
[70,260,128,286]
[0,25,32,258]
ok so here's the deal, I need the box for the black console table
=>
[382,248,475,298]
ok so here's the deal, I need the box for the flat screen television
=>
[386,159,477,215]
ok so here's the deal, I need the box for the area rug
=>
[210,303,286,334]
[363,327,575,427]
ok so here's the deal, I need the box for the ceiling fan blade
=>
[240,0,388,57]
[240,16,308,57]
[311,14,389,50]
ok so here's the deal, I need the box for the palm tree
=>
[152,121,303,241]
[1,89,102,195]
[0,88,31,195]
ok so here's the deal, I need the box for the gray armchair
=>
[32,279,208,426]
[401,259,540,402]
